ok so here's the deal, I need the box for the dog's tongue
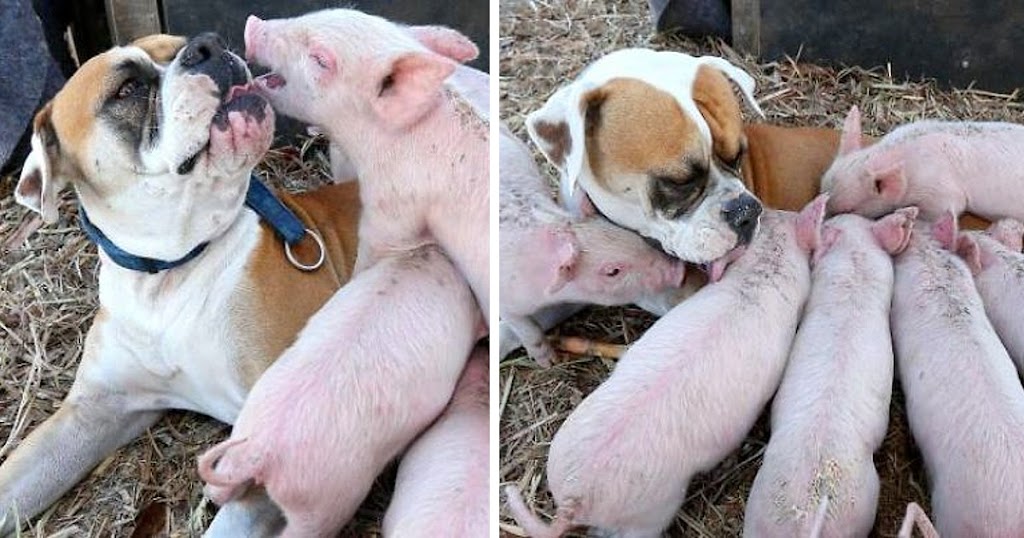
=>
[707,246,747,283]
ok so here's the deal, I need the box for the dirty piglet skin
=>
[499,129,686,366]
[505,196,827,538]
[891,214,1024,537]
[197,246,480,538]
[382,346,489,537]
[957,218,1024,374]
[822,105,1024,222]
[245,10,490,322]
[744,209,916,538]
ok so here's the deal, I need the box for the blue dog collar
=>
[80,174,320,273]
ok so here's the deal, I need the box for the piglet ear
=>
[987,218,1024,252]
[868,151,907,203]
[813,225,841,267]
[796,193,829,254]
[16,103,67,224]
[955,235,983,275]
[838,105,862,157]
[406,25,478,64]
[931,211,958,251]
[872,206,918,255]
[373,51,455,129]
[545,229,580,295]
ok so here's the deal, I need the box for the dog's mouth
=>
[176,82,270,176]
[705,245,747,283]
[213,83,269,127]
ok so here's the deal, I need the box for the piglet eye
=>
[874,178,884,194]
[604,267,622,277]
[379,74,395,96]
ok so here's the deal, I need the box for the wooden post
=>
[732,0,760,57]
[105,0,161,44]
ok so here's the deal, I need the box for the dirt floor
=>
[0,137,398,537]
[498,0,1024,537]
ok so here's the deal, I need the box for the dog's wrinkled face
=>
[16,33,275,261]
[528,49,765,264]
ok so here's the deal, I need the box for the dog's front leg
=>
[0,388,162,535]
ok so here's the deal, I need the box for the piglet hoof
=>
[552,336,627,360]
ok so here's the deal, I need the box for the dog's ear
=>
[16,103,69,224]
[695,56,763,117]
[692,65,745,165]
[528,79,609,218]
[406,25,478,64]
[131,34,187,64]
[373,50,455,129]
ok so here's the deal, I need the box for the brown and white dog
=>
[527,48,766,264]
[1,34,360,536]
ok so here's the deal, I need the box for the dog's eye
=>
[115,78,146,99]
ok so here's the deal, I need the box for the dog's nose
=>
[180,33,227,68]
[722,194,762,244]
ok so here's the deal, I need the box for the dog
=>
[1,33,361,536]
[527,48,766,264]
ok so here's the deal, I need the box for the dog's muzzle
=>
[722,193,762,245]
[179,32,248,98]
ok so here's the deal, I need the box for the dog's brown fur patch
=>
[232,182,363,388]
[584,77,704,193]
[48,54,111,161]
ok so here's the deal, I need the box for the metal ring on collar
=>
[285,228,326,272]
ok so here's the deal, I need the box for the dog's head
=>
[527,49,764,264]
[15,33,274,261]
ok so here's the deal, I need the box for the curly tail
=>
[808,496,829,538]
[503,485,574,538]
[196,437,254,504]
[897,502,939,538]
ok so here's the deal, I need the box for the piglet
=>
[743,209,916,537]
[499,129,686,365]
[505,196,827,537]
[956,218,1024,374]
[382,346,489,537]
[891,213,1024,537]
[197,246,480,538]
[245,9,490,322]
[822,105,1024,222]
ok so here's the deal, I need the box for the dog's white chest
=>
[89,213,262,423]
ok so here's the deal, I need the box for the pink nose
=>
[244,15,264,61]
